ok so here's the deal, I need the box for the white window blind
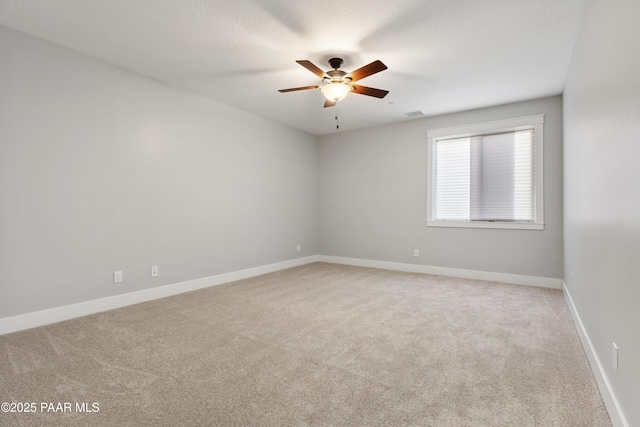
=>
[433,129,535,222]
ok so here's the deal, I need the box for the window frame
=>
[426,115,545,230]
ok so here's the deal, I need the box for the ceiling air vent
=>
[406,110,424,118]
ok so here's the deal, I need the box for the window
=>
[427,115,544,230]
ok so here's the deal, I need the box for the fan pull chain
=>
[335,104,339,130]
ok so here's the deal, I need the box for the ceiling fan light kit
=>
[319,58,352,102]
[320,81,352,102]
[279,57,389,107]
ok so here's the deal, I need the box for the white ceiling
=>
[0,0,586,135]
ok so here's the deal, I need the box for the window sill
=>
[427,220,545,230]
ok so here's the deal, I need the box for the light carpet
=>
[0,262,611,426]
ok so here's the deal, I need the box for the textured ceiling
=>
[0,0,586,135]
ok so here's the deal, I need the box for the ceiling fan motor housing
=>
[325,69,351,84]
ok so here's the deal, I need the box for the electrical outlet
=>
[151,266,159,277]
[113,271,122,284]
[414,249,419,257]
[296,244,300,252]
[612,343,619,372]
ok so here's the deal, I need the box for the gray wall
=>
[0,26,318,318]
[318,96,563,279]
[563,0,640,425]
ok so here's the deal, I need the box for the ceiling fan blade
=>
[347,60,388,82]
[351,84,389,98]
[296,60,327,78]
[324,99,337,108]
[278,85,319,93]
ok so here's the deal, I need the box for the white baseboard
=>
[562,281,628,427]
[0,255,561,336]
[317,255,562,289]
[0,256,318,336]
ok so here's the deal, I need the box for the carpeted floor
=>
[0,262,611,426]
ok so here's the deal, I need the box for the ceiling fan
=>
[278,57,389,107]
